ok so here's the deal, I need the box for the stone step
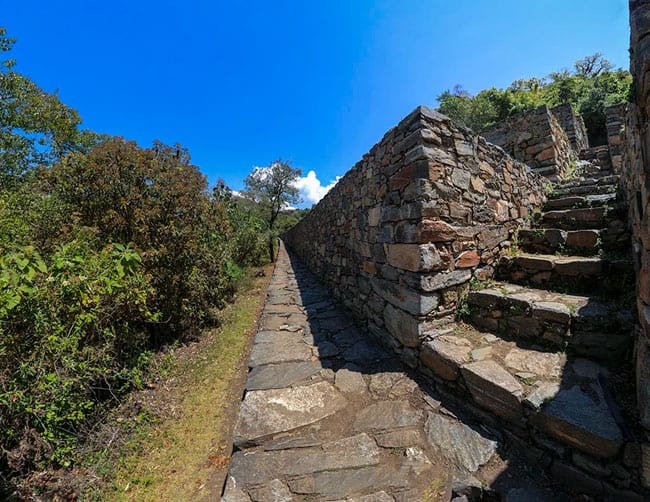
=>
[543,193,618,211]
[466,282,634,361]
[553,174,620,189]
[550,184,619,197]
[498,253,634,294]
[575,162,609,176]
[518,227,631,256]
[538,205,626,230]
[420,323,631,461]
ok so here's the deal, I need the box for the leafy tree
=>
[243,159,302,261]
[46,137,236,338]
[437,53,632,146]
[0,27,99,188]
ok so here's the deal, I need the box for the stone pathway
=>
[222,242,563,501]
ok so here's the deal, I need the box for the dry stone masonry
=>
[283,105,547,371]
[481,105,577,178]
[225,3,650,498]
[624,0,650,489]
[607,103,627,172]
[223,242,569,500]
[551,103,590,154]
[277,100,647,498]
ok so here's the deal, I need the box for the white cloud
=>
[294,170,341,205]
[241,165,341,207]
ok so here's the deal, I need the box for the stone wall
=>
[551,103,590,154]
[625,0,650,488]
[481,105,576,178]
[580,144,614,172]
[607,103,627,172]
[283,105,547,369]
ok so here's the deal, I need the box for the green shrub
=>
[46,138,235,339]
[0,237,157,468]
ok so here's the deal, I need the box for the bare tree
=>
[574,53,614,78]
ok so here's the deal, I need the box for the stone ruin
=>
[480,104,576,178]
[277,5,650,496]
[283,106,547,366]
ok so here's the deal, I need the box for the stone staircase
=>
[430,163,643,495]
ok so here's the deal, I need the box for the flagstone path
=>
[221,242,565,502]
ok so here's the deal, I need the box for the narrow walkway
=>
[222,242,563,501]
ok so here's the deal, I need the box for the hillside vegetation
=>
[0,28,280,497]
[437,53,631,145]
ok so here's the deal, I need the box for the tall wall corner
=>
[481,104,577,179]
[283,105,547,370]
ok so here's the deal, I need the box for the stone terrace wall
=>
[625,0,650,487]
[283,105,547,369]
[621,0,650,487]
[607,103,627,173]
[481,105,576,178]
[551,103,590,154]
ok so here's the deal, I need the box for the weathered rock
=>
[264,434,322,451]
[246,361,322,390]
[248,479,293,502]
[533,385,623,458]
[375,428,422,448]
[289,466,406,499]
[233,382,347,446]
[461,360,523,421]
[342,339,391,363]
[348,491,395,502]
[419,269,472,292]
[401,446,433,475]
[335,368,367,394]
[248,335,312,367]
[420,335,472,381]
[470,346,492,361]
[531,302,571,324]
[524,382,560,410]
[425,413,497,472]
[371,277,440,316]
[230,433,380,485]
[504,347,564,379]
[384,303,420,347]
[313,340,340,358]
[387,243,442,272]
[222,476,252,502]
[353,401,423,431]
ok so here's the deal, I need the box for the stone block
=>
[233,382,348,447]
[566,230,600,248]
[533,385,623,458]
[383,303,420,348]
[387,243,442,272]
[425,413,497,473]
[456,250,480,268]
[389,164,416,191]
[371,277,439,316]
[637,337,650,430]
[550,461,603,497]
[419,269,472,292]
[420,335,473,381]
[461,360,523,421]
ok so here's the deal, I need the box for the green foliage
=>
[0,27,100,189]
[437,53,632,145]
[243,159,302,261]
[0,25,300,494]
[45,137,240,338]
[0,238,156,468]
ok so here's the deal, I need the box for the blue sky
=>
[2,0,630,206]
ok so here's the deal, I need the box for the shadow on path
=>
[222,242,575,501]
